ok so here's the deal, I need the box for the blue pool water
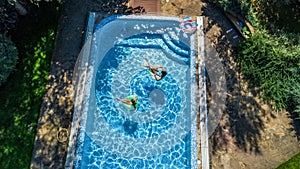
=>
[73,15,196,169]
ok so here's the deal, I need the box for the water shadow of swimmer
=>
[123,120,138,136]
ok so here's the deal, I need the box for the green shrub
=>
[29,0,64,6]
[209,0,258,24]
[236,29,300,110]
[0,0,18,33]
[0,34,18,86]
[255,0,300,33]
[255,0,299,7]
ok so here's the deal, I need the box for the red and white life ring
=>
[179,16,198,34]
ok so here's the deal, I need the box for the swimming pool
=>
[66,14,197,169]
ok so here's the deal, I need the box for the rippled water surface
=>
[75,17,195,169]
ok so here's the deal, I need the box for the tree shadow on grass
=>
[0,2,61,169]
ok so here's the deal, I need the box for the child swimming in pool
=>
[116,95,138,110]
[142,58,167,81]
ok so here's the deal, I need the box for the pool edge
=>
[64,12,96,169]
[65,13,203,169]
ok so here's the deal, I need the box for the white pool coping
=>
[197,16,210,169]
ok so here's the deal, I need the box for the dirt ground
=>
[30,0,300,168]
[166,1,300,169]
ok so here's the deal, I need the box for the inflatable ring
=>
[179,16,198,34]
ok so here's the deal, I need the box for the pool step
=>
[116,34,190,64]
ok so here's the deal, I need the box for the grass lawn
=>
[276,152,300,169]
[0,2,61,168]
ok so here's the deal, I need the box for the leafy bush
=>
[29,0,64,6]
[236,29,300,110]
[209,0,257,24]
[0,33,18,86]
[210,0,300,32]
[254,0,300,33]
[0,0,18,33]
[255,0,299,7]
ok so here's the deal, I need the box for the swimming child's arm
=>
[116,97,132,105]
